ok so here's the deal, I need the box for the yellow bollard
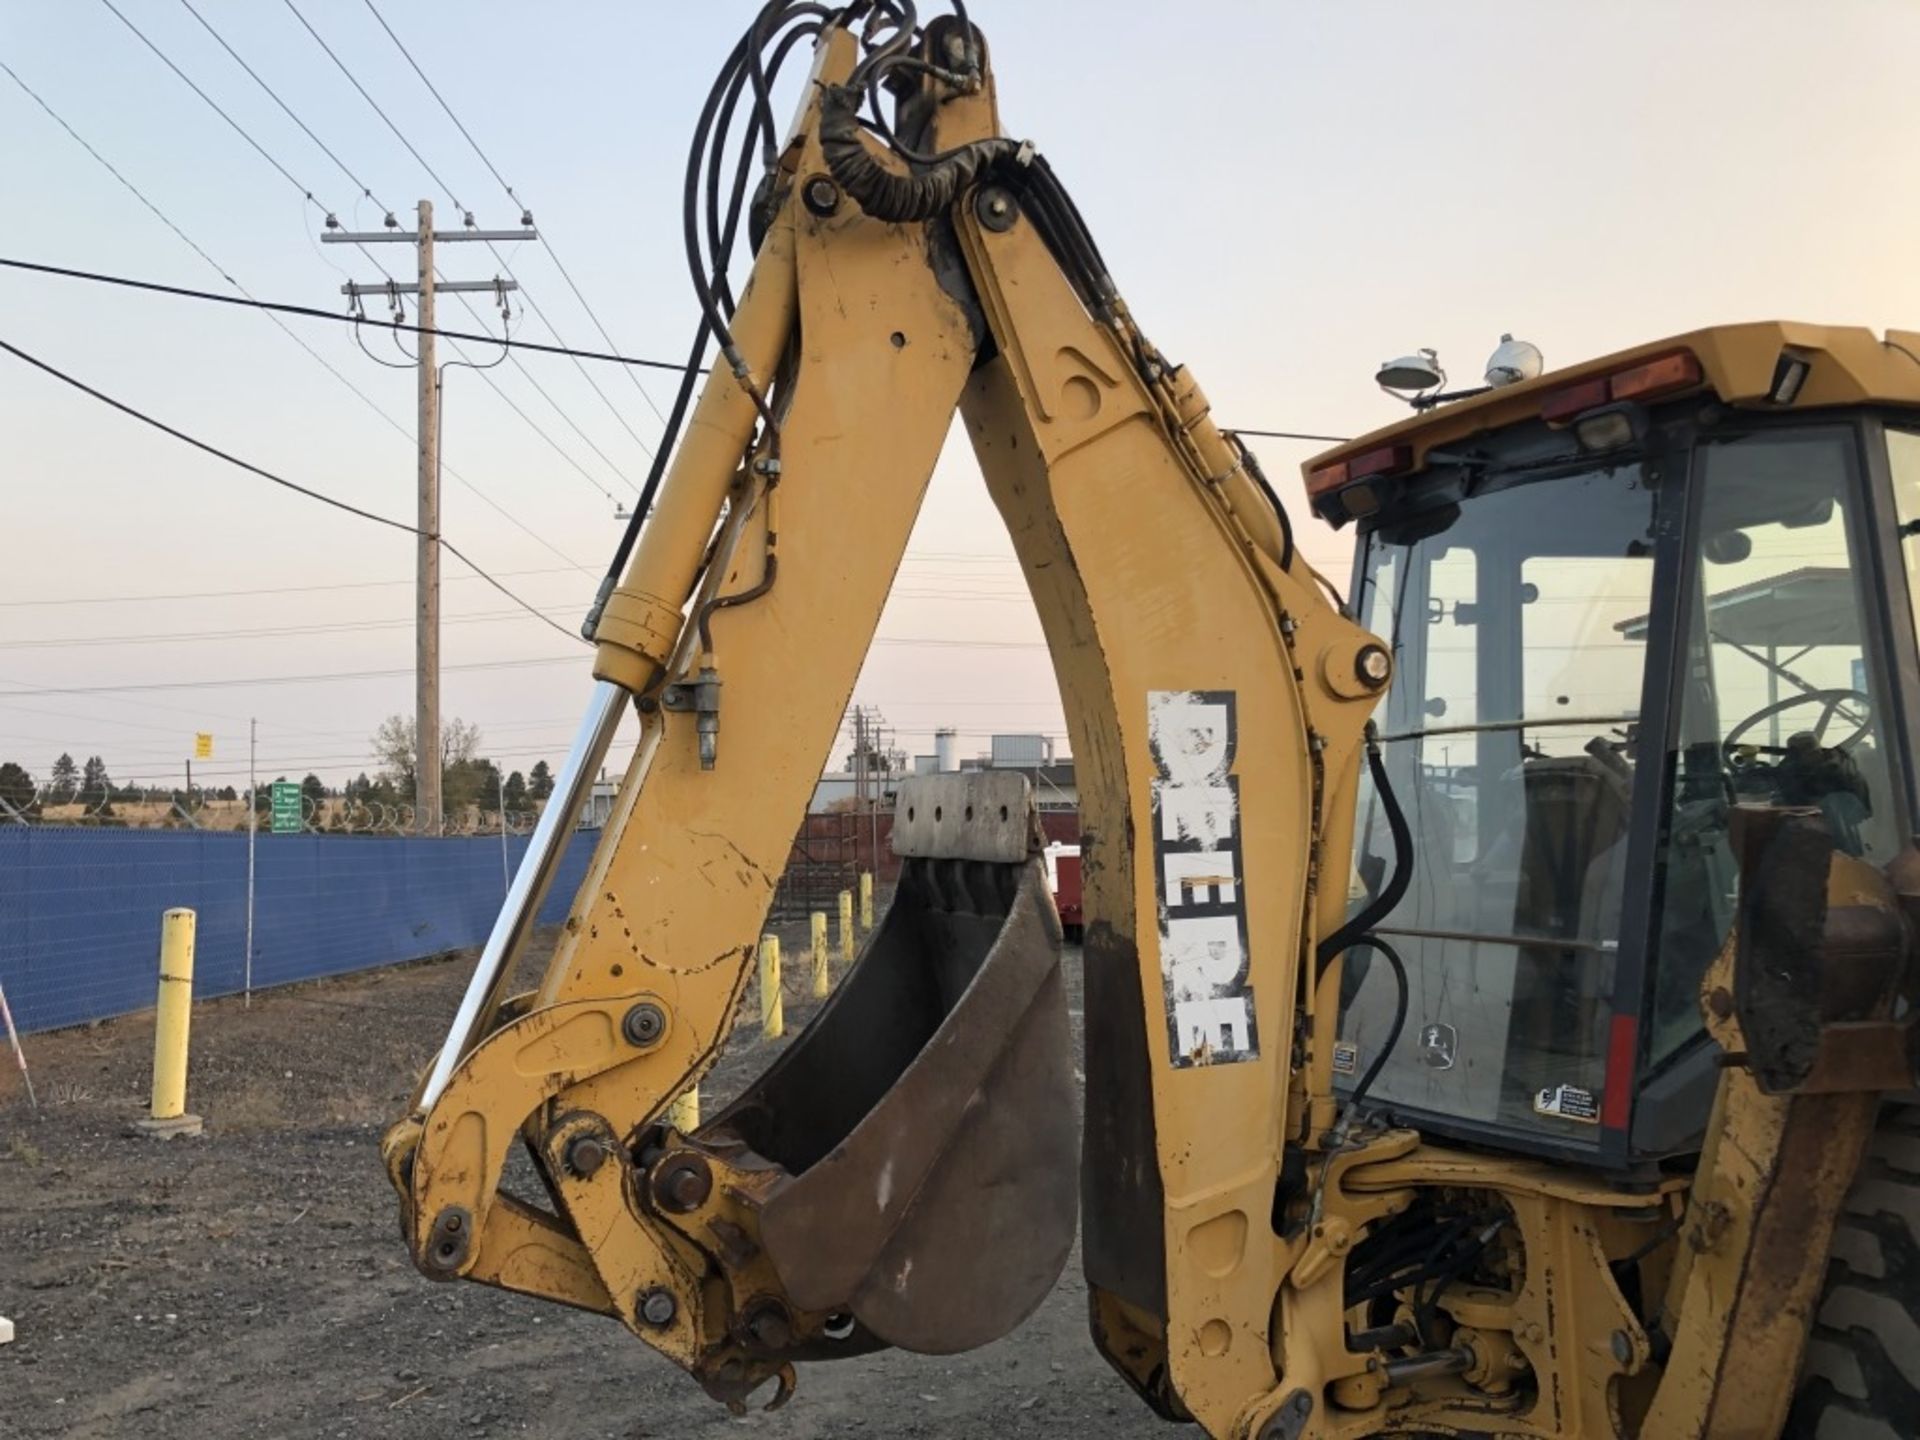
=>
[838,890,854,963]
[811,911,830,998]
[759,933,783,1038]
[137,908,202,1138]
[663,1085,700,1133]
[859,871,874,931]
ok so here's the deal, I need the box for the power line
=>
[0,607,568,652]
[279,0,648,485]
[0,654,581,699]
[437,322,630,502]
[0,629,1063,697]
[175,0,387,217]
[280,0,468,213]
[0,259,1344,445]
[456,262,655,477]
[0,67,594,576]
[0,335,584,644]
[97,0,631,508]
[96,0,399,291]
[151,2,632,505]
[0,566,583,609]
[144,2,633,507]
[0,258,698,376]
[0,697,242,743]
[0,550,1013,609]
[361,0,508,196]
[98,0,315,204]
[362,0,668,434]
[0,609,1050,653]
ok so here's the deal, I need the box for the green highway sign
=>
[270,781,303,834]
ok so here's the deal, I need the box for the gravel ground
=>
[0,916,1173,1438]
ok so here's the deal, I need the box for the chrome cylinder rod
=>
[417,679,628,1111]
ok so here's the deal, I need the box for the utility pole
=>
[415,201,440,836]
[870,712,888,869]
[325,202,532,835]
[851,707,868,872]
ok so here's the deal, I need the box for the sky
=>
[5,0,1920,798]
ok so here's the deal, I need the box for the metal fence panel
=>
[0,825,599,1035]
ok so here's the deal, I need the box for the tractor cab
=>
[1310,323,1920,1165]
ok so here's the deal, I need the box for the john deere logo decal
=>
[1147,690,1256,1067]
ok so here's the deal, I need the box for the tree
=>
[528,759,554,800]
[370,714,481,801]
[503,769,527,811]
[444,755,501,815]
[47,752,78,805]
[301,773,326,806]
[0,761,36,816]
[78,756,114,815]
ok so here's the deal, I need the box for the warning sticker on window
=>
[1332,1041,1358,1076]
[1534,1083,1600,1124]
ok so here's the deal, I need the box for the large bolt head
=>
[564,1134,608,1178]
[746,1301,793,1351]
[623,1002,666,1047]
[639,1287,677,1327]
[803,175,840,216]
[1356,644,1391,687]
[974,186,1019,232]
[655,1154,714,1213]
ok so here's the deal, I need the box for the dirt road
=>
[0,927,1173,1438]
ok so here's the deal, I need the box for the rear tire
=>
[1786,1095,1920,1439]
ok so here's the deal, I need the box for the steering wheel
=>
[1722,688,1872,774]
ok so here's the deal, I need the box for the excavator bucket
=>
[697,772,1078,1354]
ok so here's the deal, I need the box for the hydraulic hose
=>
[1311,728,1414,1119]
[1342,935,1407,1115]
[818,82,1017,223]
[1315,728,1413,977]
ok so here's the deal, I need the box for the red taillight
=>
[1610,350,1702,402]
[1306,458,1350,498]
[1543,350,1702,425]
[1348,444,1412,481]
[1541,377,1609,424]
[1308,445,1413,523]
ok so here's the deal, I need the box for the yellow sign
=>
[193,733,213,760]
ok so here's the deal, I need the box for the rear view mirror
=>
[1704,530,1753,564]
[1782,497,1835,530]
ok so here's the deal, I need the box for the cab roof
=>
[1300,322,1920,483]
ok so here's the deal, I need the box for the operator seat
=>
[1501,746,1633,1094]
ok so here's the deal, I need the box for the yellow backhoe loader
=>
[381,6,1920,1435]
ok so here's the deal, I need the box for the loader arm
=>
[382,10,1913,1439]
